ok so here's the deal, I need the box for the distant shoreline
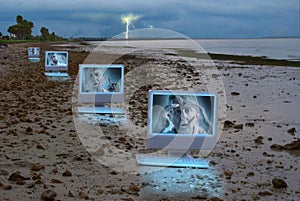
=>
[6,41,300,68]
[73,36,300,41]
[175,49,300,68]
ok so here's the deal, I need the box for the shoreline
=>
[0,42,299,200]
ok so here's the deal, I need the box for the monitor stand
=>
[45,71,69,77]
[28,57,40,62]
[78,104,125,114]
[136,149,209,168]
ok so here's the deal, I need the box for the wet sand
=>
[0,41,299,201]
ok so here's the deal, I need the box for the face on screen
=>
[170,104,200,134]
[28,48,39,56]
[152,94,213,135]
[82,67,121,93]
[47,53,67,66]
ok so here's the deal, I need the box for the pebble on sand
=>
[41,189,57,201]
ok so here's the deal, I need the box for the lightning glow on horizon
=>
[121,14,141,39]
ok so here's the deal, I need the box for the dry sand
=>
[0,41,299,201]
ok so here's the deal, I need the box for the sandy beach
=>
[0,41,299,201]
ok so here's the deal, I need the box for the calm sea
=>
[91,38,300,61]
[195,38,300,61]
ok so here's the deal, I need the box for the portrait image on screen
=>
[28,47,40,57]
[147,90,218,150]
[45,51,68,71]
[151,93,213,135]
[78,64,125,114]
[135,90,218,168]
[81,66,122,94]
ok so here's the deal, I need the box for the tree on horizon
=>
[40,27,49,40]
[40,26,63,41]
[7,15,34,40]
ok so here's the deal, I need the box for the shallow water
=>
[88,38,300,61]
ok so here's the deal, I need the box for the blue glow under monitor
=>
[147,90,218,151]
[45,51,68,72]
[77,64,125,114]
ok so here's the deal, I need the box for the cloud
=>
[0,0,298,38]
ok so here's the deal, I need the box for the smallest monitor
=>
[45,51,68,76]
[77,64,125,114]
[28,47,40,62]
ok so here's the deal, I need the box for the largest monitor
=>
[136,90,218,168]
[77,64,125,114]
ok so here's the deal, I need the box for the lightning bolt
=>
[121,14,141,39]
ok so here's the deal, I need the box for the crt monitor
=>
[45,51,68,72]
[28,47,40,62]
[77,64,125,114]
[28,47,40,57]
[147,90,218,153]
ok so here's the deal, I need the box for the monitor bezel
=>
[78,64,125,105]
[45,51,68,71]
[147,90,218,150]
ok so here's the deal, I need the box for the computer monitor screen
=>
[147,90,218,150]
[28,47,40,57]
[45,51,68,71]
[78,64,124,106]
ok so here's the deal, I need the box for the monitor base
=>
[78,106,125,114]
[136,150,209,168]
[45,72,69,77]
[28,58,40,62]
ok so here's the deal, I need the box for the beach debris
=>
[25,126,33,133]
[233,124,243,130]
[41,189,57,201]
[8,172,30,182]
[247,172,255,177]
[258,191,272,196]
[245,122,255,127]
[223,120,234,129]
[27,182,35,188]
[223,120,243,130]
[287,127,296,135]
[209,160,217,166]
[79,191,89,199]
[32,173,41,180]
[51,178,63,184]
[36,144,46,150]
[254,136,264,144]
[0,169,9,176]
[68,191,75,197]
[122,183,141,196]
[270,139,300,151]
[50,168,58,174]
[62,170,72,177]
[231,92,240,96]
[272,178,288,189]
[110,170,118,175]
[224,170,233,179]
[2,184,12,190]
[31,164,45,171]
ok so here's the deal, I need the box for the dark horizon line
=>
[69,35,300,41]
